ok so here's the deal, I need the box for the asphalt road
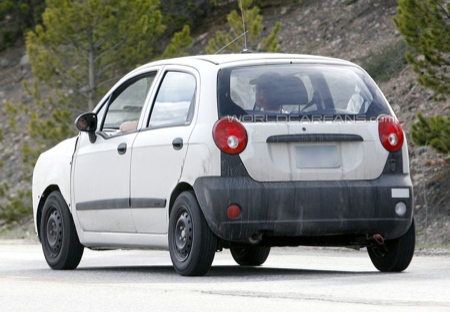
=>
[0,240,449,312]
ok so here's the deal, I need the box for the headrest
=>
[271,75,309,106]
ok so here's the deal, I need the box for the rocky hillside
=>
[0,0,449,246]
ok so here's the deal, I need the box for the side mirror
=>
[74,112,98,143]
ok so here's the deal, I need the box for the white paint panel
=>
[241,122,386,181]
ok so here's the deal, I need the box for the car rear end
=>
[193,56,413,248]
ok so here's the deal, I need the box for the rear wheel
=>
[169,191,217,276]
[40,191,84,270]
[367,220,415,272]
[230,246,271,266]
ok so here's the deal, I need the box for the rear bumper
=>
[193,174,414,244]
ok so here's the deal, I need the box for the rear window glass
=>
[217,64,391,121]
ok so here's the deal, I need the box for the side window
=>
[148,71,196,128]
[102,73,156,134]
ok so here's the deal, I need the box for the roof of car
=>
[141,53,355,68]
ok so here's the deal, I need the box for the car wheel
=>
[367,220,415,272]
[230,246,271,266]
[40,191,84,270]
[169,191,217,276]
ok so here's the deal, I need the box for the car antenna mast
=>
[239,0,249,53]
[215,0,250,54]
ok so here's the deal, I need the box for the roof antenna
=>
[214,31,248,54]
[239,0,250,53]
[214,0,251,54]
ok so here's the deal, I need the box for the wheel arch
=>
[169,182,194,217]
[169,182,222,247]
[36,185,65,240]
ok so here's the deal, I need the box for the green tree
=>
[26,0,165,111]
[0,0,45,50]
[394,0,450,95]
[206,0,281,54]
[161,25,194,59]
[23,0,194,161]
[412,114,450,154]
[394,0,450,154]
[161,0,212,31]
[0,183,31,225]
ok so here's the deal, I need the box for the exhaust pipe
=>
[372,233,385,245]
[248,233,263,244]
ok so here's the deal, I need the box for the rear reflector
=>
[227,204,241,219]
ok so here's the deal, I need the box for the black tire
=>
[40,191,84,270]
[230,246,271,266]
[368,220,415,272]
[168,191,217,276]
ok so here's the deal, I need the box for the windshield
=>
[217,64,391,121]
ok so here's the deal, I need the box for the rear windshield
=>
[217,64,391,121]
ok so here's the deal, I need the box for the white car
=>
[32,53,415,276]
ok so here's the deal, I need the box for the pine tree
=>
[22,0,168,173]
[161,0,212,31]
[161,25,194,59]
[205,0,281,54]
[394,0,450,154]
[0,0,45,49]
[26,0,165,111]
[393,0,450,95]
[412,114,450,154]
[23,0,167,169]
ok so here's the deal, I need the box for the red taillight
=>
[378,115,404,152]
[212,117,248,154]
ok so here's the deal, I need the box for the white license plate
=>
[295,145,340,168]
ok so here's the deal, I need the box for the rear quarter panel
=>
[179,64,221,184]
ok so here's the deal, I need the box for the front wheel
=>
[230,246,271,266]
[168,191,217,276]
[368,220,415,272]
[40,191,84,270]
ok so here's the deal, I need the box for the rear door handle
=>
[172,138,183,150]
[117,142,127,155]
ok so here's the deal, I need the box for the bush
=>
[412,113,450,154]
[0,183,32,224]
[360,40,409,82]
